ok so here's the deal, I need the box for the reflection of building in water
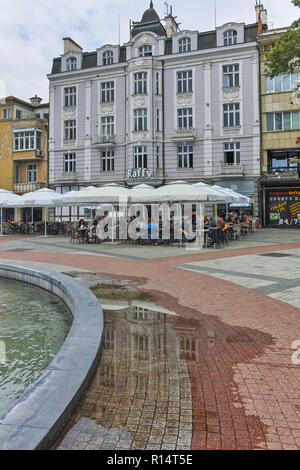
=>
[0,340,5,365]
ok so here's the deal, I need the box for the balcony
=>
[171,128,196,141]
[13,182,46,194]
[13,149,44,161]
[93,135,116,147]
[219,163,244,177]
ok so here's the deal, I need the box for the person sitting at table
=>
[88,219,98,241]
[217,217,227,231]
[77,219,89,242]
[241,213,250,223]
[147,218,160,244]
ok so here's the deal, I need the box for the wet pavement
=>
[1,229,300,450]
[53,299,272,451]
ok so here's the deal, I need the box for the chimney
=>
[165,8,180,39]
[63,37,83,54]
[255,3,268,32]
[30,95,43,107]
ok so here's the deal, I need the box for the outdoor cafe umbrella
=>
[132,181,217,204]
[131,184,154,192]
[60,183,135,205]
[192,182,227,202]
[12,188,63,237]
[0,190,22,237]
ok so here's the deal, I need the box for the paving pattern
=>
[0,228,300,450]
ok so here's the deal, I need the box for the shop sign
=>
[127,168,153,179]
[268,190,300,226]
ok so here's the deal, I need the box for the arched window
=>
[223,30,237,46]
[67,57,77,71]
[178,37,191,53]
[103,50,113,65]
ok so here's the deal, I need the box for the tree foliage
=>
[265,1,300,77]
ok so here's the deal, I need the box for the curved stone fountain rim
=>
[0,262,103,450]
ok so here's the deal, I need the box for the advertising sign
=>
[268,190,300,226]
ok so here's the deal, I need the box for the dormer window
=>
[139,45,152,57]
[103,50,113,65]
[178,37,191,53]
[67,57,77,71]
[223,30,237,46]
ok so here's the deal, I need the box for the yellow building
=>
[259,28,300,227]
[0,95,49,221]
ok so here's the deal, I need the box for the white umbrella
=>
[220,187,251,203]
[0,190,22,237]
[60,183,135,205]
[193,183,227,202]
[132,181,212,204]
[212,185,240,203]
[132,184,154,192]
[13,188,63,237]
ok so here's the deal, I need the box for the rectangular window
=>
[16,110,22,119]
[156,72,160,94]
[64,120,76,140]
[13,130,40,151]
[101,81,114,103]
[64,153,76,173]
[134,108,147,131]
[265,72,300,93]
[177,71,193,93]
[178,145,193,168]
[134,72,147,94]
[156,146,160,168]
[138,46,152,57]
[267,111,300,131]
[64,87,77,107]
[223,103,240,127]
[103,325,115,350]
[224,142,240,165]
[102,150,115,172]
[177,108,193,129]
[134,146,147,168]
[101,116,114,136]
[156,109,160,131]
[2,109,11,119]
[26,164,37,183]
[223,64,239,88]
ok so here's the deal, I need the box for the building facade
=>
[259,28,300,227]
[48,1,263,215]
[0,95,49,221]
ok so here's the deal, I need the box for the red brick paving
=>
[1,239,300,450]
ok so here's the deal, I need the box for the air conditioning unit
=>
[35,150,44,157]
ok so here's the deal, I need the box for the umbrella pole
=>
[43,207,48,238]
[0,204,3,237]
[112,205,115,244]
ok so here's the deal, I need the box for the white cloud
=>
[0,0,298,102]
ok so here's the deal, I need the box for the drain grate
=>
[260,253,292,258]
[6,248,33,252]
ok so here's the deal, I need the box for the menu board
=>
[268,190,300,226]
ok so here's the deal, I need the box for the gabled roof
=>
[132,1,166,38]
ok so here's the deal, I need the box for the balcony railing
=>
[171,128,196,141]
[93,135,116,146]
[219,163,244,175]
[13,182,46,193]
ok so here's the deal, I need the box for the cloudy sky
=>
[0,0,298,103]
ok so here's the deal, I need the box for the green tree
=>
[265,0,300,77]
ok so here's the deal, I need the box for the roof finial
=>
[150,0,153,8]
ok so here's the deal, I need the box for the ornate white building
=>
[48,1,264,211]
